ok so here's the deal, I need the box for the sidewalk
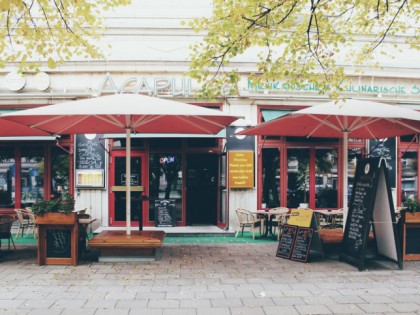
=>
[1,243,420,314]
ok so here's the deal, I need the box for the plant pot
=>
[405,211,420,223]
[35,212,77,225]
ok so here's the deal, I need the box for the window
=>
[261,148,280,208]
[20,148,44,207]
[0,148,15,208]
[287,148,309,208]
[315,148,338,208]
[149,153,182,221]
[51,147,70,199]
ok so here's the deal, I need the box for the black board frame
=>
[154,199,176,227]
[75,134,106,188]
[291,227,314,263]
[276,225,298,259]
[276,212,324,263]
[340,157,403,271]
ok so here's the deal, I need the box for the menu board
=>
[291,228,314,262]
[75,134,105,188]
[154,199,176,227]
[276,225,297,259]
[46,229,72,258]
[341,158,379,267]
[228,151,254,188]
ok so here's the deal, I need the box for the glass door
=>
[109,151,147,227]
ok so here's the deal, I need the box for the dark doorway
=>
[186,154,218,225]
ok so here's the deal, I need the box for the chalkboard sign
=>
[46,229,71,258]
[369,138,396,188]
[155,199,176,227]
[276,225,297,259]
[291,227,314,262]
[75,134,105,188]
[406,228,420,254]
[341,157,402,271]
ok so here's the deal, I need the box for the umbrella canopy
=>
[0,118,51,137]
[1,94,241,234]
[238,99,420,217]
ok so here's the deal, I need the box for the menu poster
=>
[154,199,176,227]
[276,225,297,259]
[291,228,314,262]
[75,134,105,188]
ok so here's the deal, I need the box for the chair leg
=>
[15,225,21,239]
[10,237,16,250]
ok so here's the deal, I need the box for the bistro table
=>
[250,208,289,239]
[313,209,344,229]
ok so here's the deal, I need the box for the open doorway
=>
[186,154,218,225]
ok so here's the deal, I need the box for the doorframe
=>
[108,150,148,227]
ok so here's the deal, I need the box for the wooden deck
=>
[88,230,165,261]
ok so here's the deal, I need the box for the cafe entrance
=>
[109,150,148,227]
[186,154,219,225]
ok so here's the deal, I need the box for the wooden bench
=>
[88,230,165,262]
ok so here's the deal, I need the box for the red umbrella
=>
[238,99,420,215]
[2,94,241,234]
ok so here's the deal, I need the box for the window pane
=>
[401,151,418,202]
[261,148,280,208]
[149,153,182,222]
[51,147,70,199]
[315,148,338,208]
[0,148,15,208]
[21,148,44,207]
[287,148,309,208]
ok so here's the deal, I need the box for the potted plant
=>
[33,193,77,225]
[402,197,420,223]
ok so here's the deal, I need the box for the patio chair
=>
[0,215,16,251]
[14,209,35,239]
[235,208,262,239]
[273,208,291,240]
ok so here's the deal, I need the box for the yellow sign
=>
[228,151,254,188]
[287,209,313,227]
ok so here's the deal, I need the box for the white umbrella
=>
[238,99,420,216]
[1,94,240,234]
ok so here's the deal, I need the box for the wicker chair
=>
[235,208,263,239]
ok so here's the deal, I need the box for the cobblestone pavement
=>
[1,243,420,315]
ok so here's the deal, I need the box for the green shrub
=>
[32,194,75,215]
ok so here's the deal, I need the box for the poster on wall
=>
[228,151,254,188]
[75,134,105,188]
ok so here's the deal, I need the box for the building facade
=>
[1,0,420,232]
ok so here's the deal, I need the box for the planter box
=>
[405,212,420,223]
[36,212,77,225]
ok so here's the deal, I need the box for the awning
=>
[261,109,292,122]
[0,110,55,140]
[103,129,226,138]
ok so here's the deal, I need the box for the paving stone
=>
[389,303,420,312]
[356,303,395,313]
[295,304,332,314]
[326,303,364,314]
[263,305,300,315]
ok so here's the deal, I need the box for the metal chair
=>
[235,208,262,239]
[0,215,16,251]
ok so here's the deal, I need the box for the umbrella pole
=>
[126,128,131,236]
[343,132,348,229]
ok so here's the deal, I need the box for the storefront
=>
[1,1,420,232]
